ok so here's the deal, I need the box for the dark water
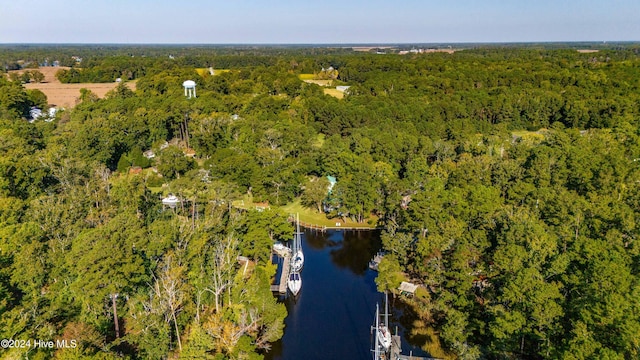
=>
[264,229,430,360]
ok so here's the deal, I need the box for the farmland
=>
[9,66,136,108]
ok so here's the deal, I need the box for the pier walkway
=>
[390,335,439,360]
[270,251,291,294]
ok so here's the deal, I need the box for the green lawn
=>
[196,68,231,76]
[282,200,377,229]
[323,88,344,99]
[231,196,377,229]
[298,73,316,80]
[511,129,546,143]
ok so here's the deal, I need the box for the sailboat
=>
[287,214,304,296]
[378,292,392,352]
[287,270,302,296]
[372,303,382,360]
[290,213,304,272]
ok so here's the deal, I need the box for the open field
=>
[232,195,376,229]
[323,88,345,99]
[577,49,600,53]
[424,48,457,54]
[8,66,136,108]
[298,74,316,80]
[511,129,546,143]
[24,81,136,108]
[8,65,69,83]
[352,46,395,52]
[303,79,332,86]
[196,68,231,76]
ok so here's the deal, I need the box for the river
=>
[264,229,430,360]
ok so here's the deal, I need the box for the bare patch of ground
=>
[24,81,137,108]
[323,88,344,99]
[7,66,70,84]
[8,66,136,108]
[303,79,333,86]
[577,49,600,53]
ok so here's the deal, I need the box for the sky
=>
[2,0,639,44]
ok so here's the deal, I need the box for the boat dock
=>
[270,250,291,294]
[390,335,438,360]
[369,252,384,271]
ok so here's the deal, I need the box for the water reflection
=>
[264,229,428,360]
[305,229,383,275]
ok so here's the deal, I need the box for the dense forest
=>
[1,45,640,359]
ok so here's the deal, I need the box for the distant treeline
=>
[1,45,640,360]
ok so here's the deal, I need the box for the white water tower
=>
[183,80,196,98]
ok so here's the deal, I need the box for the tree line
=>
[1,45,639,359]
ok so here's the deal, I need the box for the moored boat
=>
[287,271,302,296]
[290,214,304,272]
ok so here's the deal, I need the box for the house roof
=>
[398,281,418,294]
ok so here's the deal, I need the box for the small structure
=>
[162,194,180,209]
[336,85,350,93]
[398,281,418,296]
[327,175,337,193]
[143,150,155,159]
[29,107,43,120]
[183,80,197,98]
[255,201,270,212]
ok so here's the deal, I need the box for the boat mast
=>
[384,291,389,329]
[296,213,301,249]
[374,304,381,360]
[292,214,298,254]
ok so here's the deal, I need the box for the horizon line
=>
[1,40,639,47]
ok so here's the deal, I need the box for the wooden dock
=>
[390,335,439,360]
[270,251,291,294]
[369,252,384,271]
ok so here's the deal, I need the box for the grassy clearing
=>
[323,88,345,99]
[298,73,316,80]
[511,129,546,143]
[232,196,376,228]
[196,68,231,76]
[231,194,255,210]
[311,133,325,148]
[282,200,377,229]
[304,79,333,86]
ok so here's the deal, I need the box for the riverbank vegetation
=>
[1,44,640,359]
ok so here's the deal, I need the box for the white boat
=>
[372,304,385,360]
[273,242,291,255]
[290,214,304,272]
[291,250,304,272]
[378,323,392,352]
[161,194,180,208]
[287,271,302,296]
[377,292,392,352]
[371,292,392,352]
